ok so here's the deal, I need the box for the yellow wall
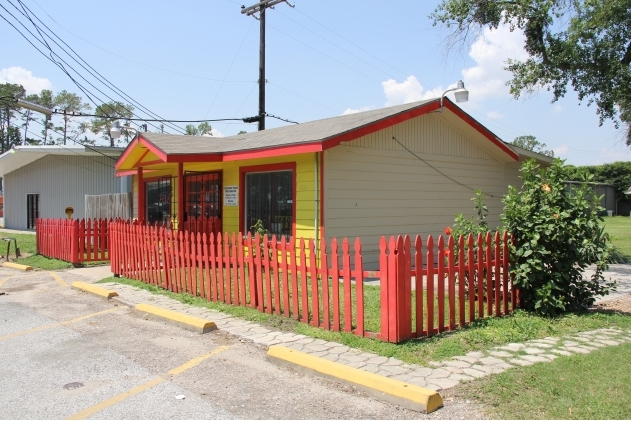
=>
[133,153,320,240]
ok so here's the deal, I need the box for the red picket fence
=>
[36,218,110,264]
[109,220,516,343]
[379,232,516,343]
[180,217,222,238]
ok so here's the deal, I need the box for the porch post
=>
[177,162,184,230]
[137,167,145,222]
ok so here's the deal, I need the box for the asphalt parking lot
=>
[0,269,480,420]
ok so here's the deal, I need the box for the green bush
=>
[502,159,614,316]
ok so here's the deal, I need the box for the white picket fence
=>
[85,193,131,220]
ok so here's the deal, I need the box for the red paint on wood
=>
[447,236,456,330]
[437,236,445,334]
[426,236,435,337]
[458,235,466,327]
[354,238,364,337]
[414,235,424,337]
[342,238,352,333]
[331,238,340,330]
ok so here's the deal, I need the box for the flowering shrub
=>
[502,159,614,315]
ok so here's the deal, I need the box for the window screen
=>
[245,170,292,239]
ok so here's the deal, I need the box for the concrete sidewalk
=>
[586,264,631,303]
[67,265,113,282]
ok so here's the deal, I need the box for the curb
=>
[71,281,119,299]
[3,262,33,271]
[135,303,217,334]
[267,346,443,414]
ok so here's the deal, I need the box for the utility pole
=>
[241,0,294,131]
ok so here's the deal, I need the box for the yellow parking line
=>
[0,277,9,288]
[0,307,120,342]
[66,345,232,420]
[49,272,68,287]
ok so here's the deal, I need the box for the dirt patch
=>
[592,295,631,316]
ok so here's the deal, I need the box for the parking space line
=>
[0,307,120,342]
[66,345,232,420]
[0,277,9,288]
[49,272,68,287]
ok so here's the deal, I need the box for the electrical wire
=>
[204,19,256,118]
[391,135,501,198]
[30,0,254,83]
[5,1,185,135]
[13,0,187,135]
[265,113,298,124]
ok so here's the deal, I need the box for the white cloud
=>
[342,105,374,115]
[553,144,569,156]
[553,105,563,113]
[461,25,528,102]
[208,128,224,137]
[381,75,447,106]
[0,66,52,95]
[486,111,503,119]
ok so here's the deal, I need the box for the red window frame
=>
[239,162,297,238]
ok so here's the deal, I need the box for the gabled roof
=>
[0,145,123,177]
[116,98,519,171]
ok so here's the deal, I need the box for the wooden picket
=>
[109,220,371,339]
[36,218,110,264]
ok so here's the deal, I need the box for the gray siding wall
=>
[4,155,120,230]
[324,112,517,268]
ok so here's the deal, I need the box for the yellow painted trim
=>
[267,346,443,414]
[50,272,68,287]
[0,307,119,342]
[71,281,118,299]
[3,262,32,271]
[135,303,217,334]
[65,345,232,420]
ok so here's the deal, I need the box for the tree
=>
[38,89,54,144]
[53,90,91,145]
[185,122,213,136]
[503,159,612,315]
[431,0,631,144]
[0,83,25,153]
[511,135,554,157]
[238,130,247,135]
[91,101,135,146]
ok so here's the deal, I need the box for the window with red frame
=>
[245,170,292,240]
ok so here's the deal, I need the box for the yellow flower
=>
[542,184,551,192]
[553,213,558,219]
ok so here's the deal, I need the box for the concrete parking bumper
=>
[135,303,217,334]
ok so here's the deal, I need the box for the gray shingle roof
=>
[142,99,436,155]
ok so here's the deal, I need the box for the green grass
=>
[0,230,37,255]
[461,343,631,419]
[603,216,631,262]
[100,275,631,366]
[15,254,73,270]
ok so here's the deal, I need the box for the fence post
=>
[71,220,79,265]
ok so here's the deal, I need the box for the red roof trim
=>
[444,100,519,161]
[223,142,322,162]
[321,101,441,150]
[117,100,518,167]
[165,153,222,163]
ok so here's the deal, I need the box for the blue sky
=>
[0,0,628,165]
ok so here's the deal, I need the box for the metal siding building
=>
[0,146,124,230]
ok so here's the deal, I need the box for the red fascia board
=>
[223,142,322,162]
[165,153,222,163]
[116,169,158,177]
[138,135,168,162]
[115,137,139,170]
[321,101,441,150]
[444,100,519,161]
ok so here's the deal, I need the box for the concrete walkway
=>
[587,264,631,303]
[57,269,631,393]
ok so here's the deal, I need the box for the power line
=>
[392,135,501,198]
[265,113,298,124]
[4,1,185,135]
[30,0,254,83]
[204,19,255,118]
[13,0,186,135]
